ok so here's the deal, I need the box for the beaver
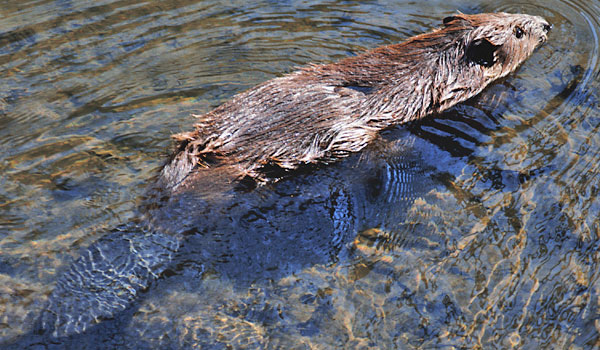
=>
[37,12,550,338]
[161,12,551,190]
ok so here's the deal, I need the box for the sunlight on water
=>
[1,0,599,348]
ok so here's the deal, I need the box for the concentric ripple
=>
[1,0,600,349]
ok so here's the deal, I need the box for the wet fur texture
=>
[162,13,550,189]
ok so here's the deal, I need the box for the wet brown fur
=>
[161,13,550,190]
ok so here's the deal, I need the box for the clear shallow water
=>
[0,0,599,349]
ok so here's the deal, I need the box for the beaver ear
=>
[466,38,500,67]
[443,15,468,26]
[443,16,456,26]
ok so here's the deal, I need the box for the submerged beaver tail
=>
[36,223,180,337]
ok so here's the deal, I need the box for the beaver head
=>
[356,12,553,117]
[443,13,551,80]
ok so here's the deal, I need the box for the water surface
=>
[1,0,599,348]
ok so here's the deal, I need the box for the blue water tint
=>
[0,0,599,348]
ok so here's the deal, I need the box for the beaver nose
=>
[543,23,552,33]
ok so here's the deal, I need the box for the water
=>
[1,0,599,348]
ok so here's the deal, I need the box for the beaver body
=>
[38,13,550,337]
[162,12,550,189]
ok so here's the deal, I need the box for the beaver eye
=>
[514,27,524,39]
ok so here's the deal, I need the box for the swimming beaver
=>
[37,12,550,337]
[162,12,551,189]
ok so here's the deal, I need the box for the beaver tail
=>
[35,222,181,338]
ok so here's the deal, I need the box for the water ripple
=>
[1,0,600,348]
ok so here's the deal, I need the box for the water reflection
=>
[1,0,599,348]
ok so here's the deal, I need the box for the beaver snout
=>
[539,20,551,43]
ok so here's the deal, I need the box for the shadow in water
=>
[5,127,447,349]
[4,72,568,347]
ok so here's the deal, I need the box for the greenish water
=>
[1,0,599,349]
